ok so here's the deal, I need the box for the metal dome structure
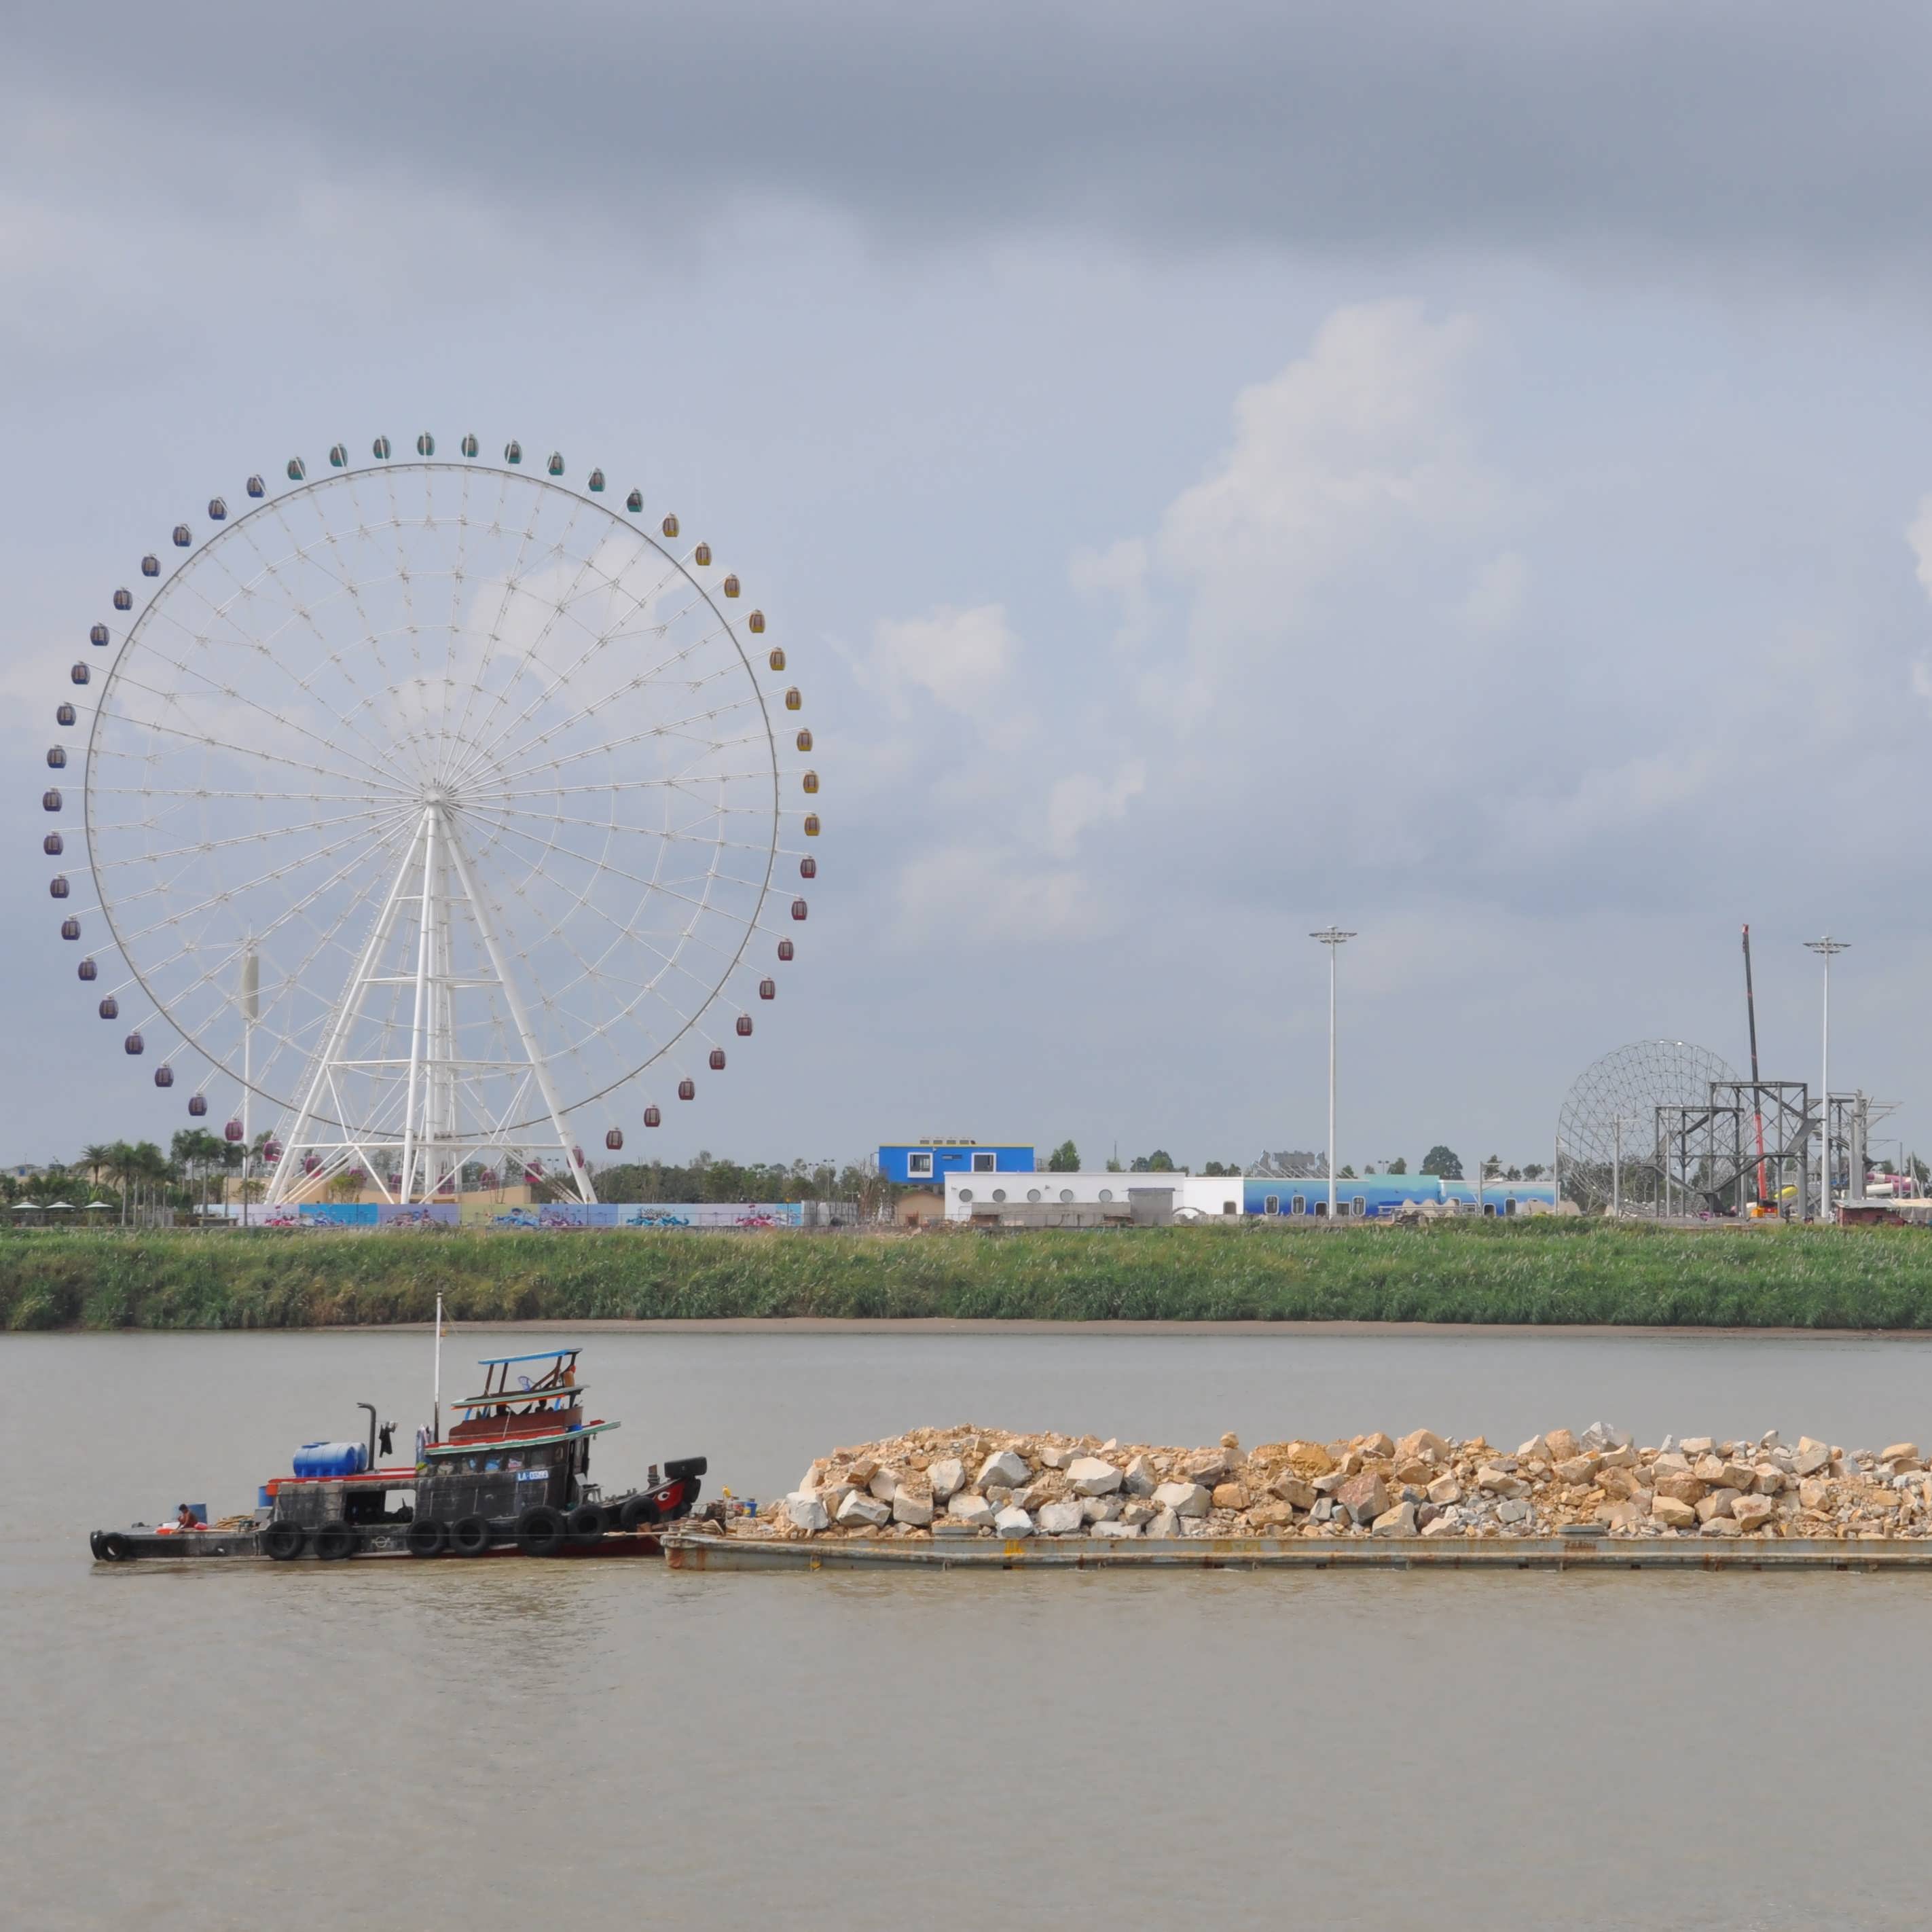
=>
[1556,1039,1738,1214]
[49,432,818,1204]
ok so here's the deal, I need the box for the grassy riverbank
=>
[7,1220,1932,1330]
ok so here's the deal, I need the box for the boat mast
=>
[433,1292,443,1446]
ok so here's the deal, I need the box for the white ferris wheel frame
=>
[60,441,807,1207]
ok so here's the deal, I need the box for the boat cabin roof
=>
[424,1419,619,1459]
[473,1348,582,1367]
[452,1387,588,1410]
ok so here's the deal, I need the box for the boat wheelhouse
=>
[90,1343,707,1564]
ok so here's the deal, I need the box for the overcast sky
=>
[10,4,1932,1175]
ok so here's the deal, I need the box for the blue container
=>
[257,1486,272,1510]
[293,1440,367,1478]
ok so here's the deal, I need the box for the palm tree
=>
[80,1143,114,1195]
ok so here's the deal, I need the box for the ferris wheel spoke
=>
[441,489,599,776]
[483,695,764,792]
[477,661,757,788]
[106,801,418,948]
[441,536,702,786]
[462,807,766,963]
[161,512,409,776]
[449,576,723,787]
[92,654,408,795]
[428,463,477,804]
[88,802,424,873]
[91,701,413,799]
[471,801,785,860]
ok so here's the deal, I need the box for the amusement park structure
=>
[43,435,818,1202]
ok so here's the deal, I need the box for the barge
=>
[663,1530,1932,1573]
[90,1344,706,1565]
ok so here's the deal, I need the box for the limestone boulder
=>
[1476,1467,1527,1499]
[1882,1442,1920,1465]
[1732,1494,1775,1533]
[1037,1499,1085,1535]
[1281,1440,1336,1477]
[1496,1498,1531,1525]
[1651,1494,1697,1529]
[1426,1474,1463,1506]
[1554,1455,1599,1489]
[928,1458,967,1502]
[1151,1480,1211,1518]
[892,1489,934,1527]
[1091,1520,1140,1539]
[1700,1516,1741,1538]
[991,1505,1034,1539]
[1797,1478,1831,1514]
[1080,1496,1121,1524]
[1361,1432,1396,1457]
[1120,1501,1154,1527]
[1335,1472,1391,1526]
[1694,1490,1736,1524]
[1371,1501,1419,1537]
[1123,1455,1159,1496]
[1269,1472,1318,1512]
[1068,1456,1124,1497]
[1146,1508,1180,1539]
[1654,1474,1706,1506]
[1396,1429,1448,1465]
[1247,1501,1298,1531]
[947,1492,996,1529]
[1543,1428,1579,1462]
[1211,1482,1250,1512]
[1182,1447,1231,1482]
[979,1448,1029,1489]
[837,1491,891,1529]
[1792,1438,1831,1478]
[1516,1435,1550,1461]
[785,1493,831,1533]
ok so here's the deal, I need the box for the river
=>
[7,1325,1931,1930]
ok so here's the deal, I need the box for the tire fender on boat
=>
[619,1493,661,1532]
[262,1522,307,1561]
[314,1520,358,1561]
[94,1531,131,1562]
[405,1518,448,1559]
[515,1506,567,1557]
[565,1503,607,1545]
[450,1514,493,1556]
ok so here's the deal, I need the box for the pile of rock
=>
[755,1424,1932,1542]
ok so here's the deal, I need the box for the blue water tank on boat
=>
[293,1440,367,1478]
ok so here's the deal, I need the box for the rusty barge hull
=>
[664,1533,1932,1573]
[90,1528,663,1565]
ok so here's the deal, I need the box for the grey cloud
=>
[11,3,1932,272]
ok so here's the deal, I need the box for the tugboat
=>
[89,1344,706,1563]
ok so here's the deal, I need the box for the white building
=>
[943,1169,1241,1222]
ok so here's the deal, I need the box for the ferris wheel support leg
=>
[442,818,597,1205]
[398,807,442,1206]
[268,816,425,1205]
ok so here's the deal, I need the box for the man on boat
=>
[172,1504,202,1532]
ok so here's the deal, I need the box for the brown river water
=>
[7,1324,1932,1931]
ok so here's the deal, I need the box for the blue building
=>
[877,1141,1036,1185]
[1242,1174,1559,1220]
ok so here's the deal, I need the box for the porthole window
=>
[991,1188,1007,1203]
[958,1188,974,1203]
[1027,1188,1042,1203]
[1097,1189,1113,1202]
[1059,1189,1074,1203]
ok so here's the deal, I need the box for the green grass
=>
[8,1220,1932,1330]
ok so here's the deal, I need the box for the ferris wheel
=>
[41,434,820,1205]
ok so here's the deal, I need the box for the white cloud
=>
[862,602,1025,729]
[1459,549,1528,633]
[893,842,1112,948]
[1044,761,1146,860]
[1907,495,1932,600]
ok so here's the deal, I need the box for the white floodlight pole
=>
[1613,1116,1622,1218]
[240,943,258,1231]
[1309,927,1356,1220]
[1804,936,1848,1222]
